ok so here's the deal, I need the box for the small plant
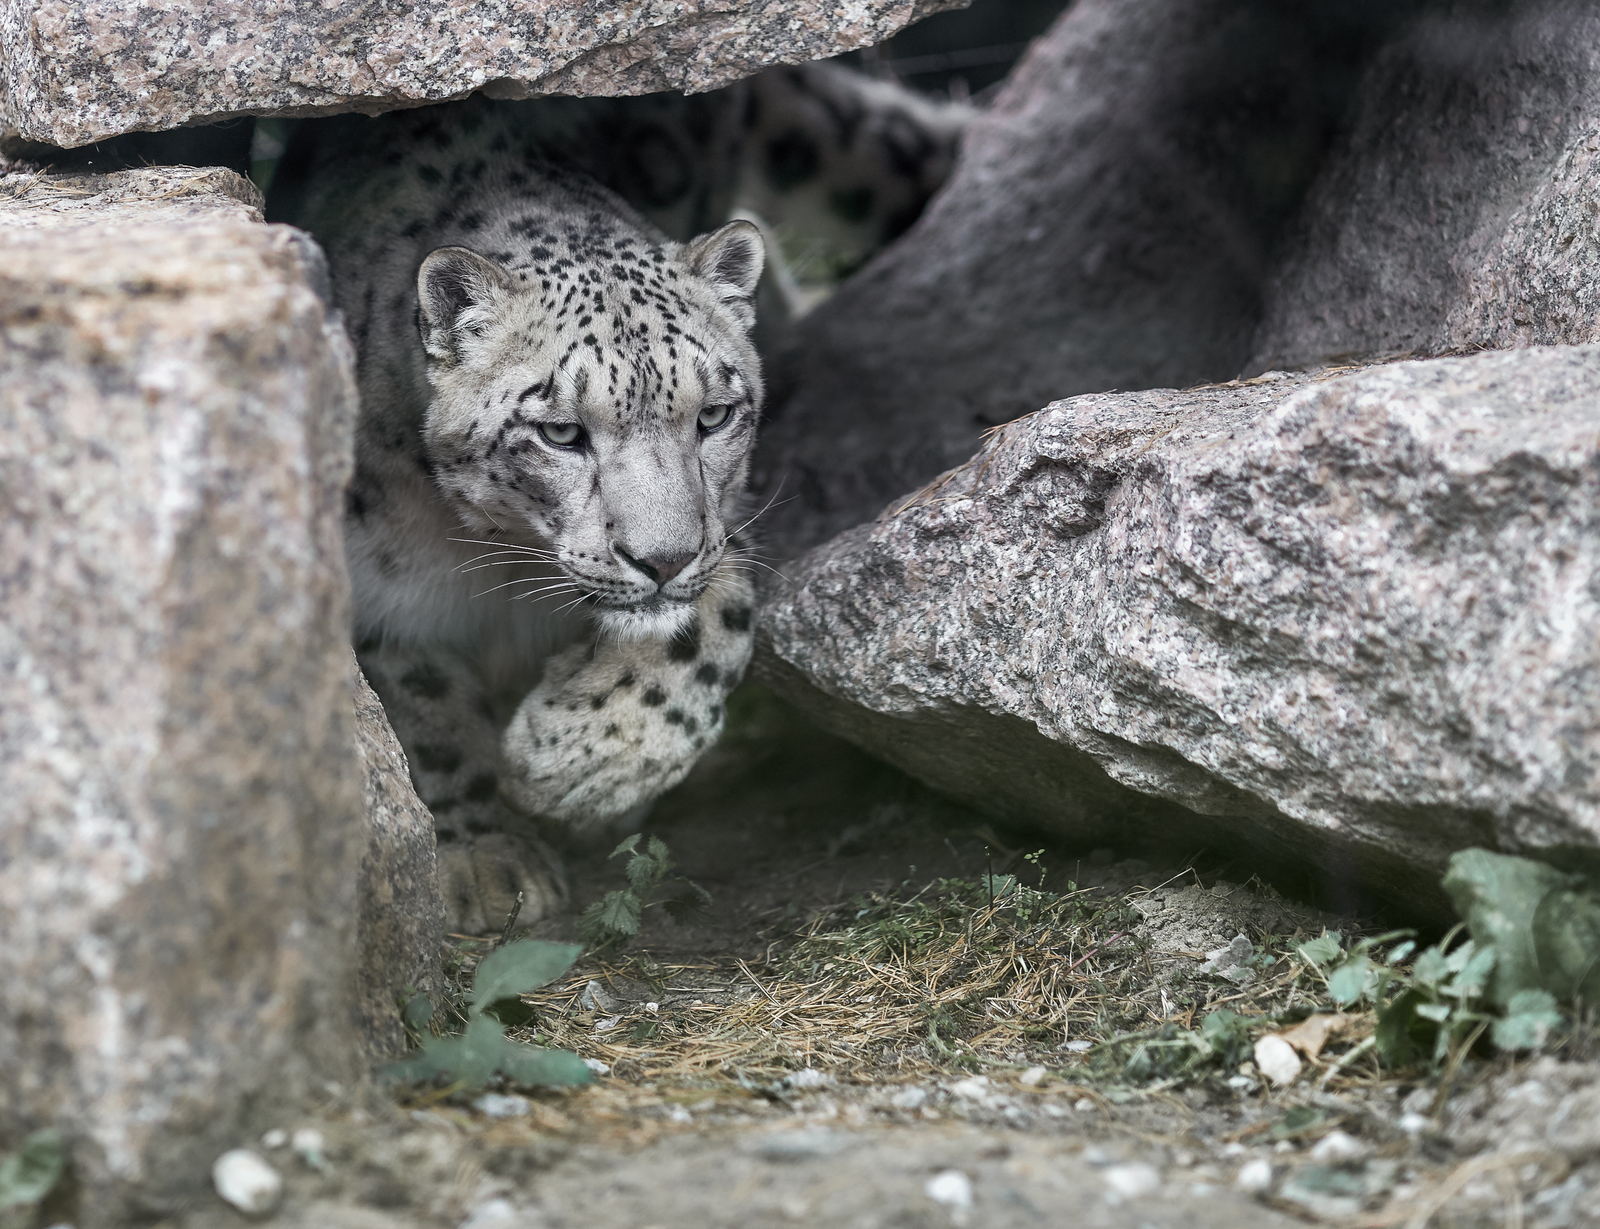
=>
[0,1130,65,1229]
[1293,926,1563,1067]
[382,939,593,1091]
[578,834,711,952]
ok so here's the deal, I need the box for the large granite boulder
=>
[0,164,437,1219]
[0,0,962,149]
[753,0,1421,557]
[1249,0,1600,372]
[756,347,1600,917]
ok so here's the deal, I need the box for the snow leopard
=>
[269,66,968,933]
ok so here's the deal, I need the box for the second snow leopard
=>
[271,66,968,932]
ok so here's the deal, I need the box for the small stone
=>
[290,1128,325,1168]
[458,1198,519,1229]
[645,1001,660,1012]
[666,1104,693,1124]
[473,1093,531,1118]
[1234,1158,1274,1194]
[1063,1040,1094,1052]
[213,1149,283,1215]
[753,1128,851,1160]
[1019,1066,1047,1086]
[583,1058,612,1076]
[260,1129,288,1150]
[891,1087,928,1110]
[1074,1097,1098,1112]
[788,1067,831,1090]
[1102,1162,1161,1199]
[1398,1112,1432,1135]
[926,1170,974,1211]
[1309,1130,1367,1162]
[1226,1076,1255,1091]
[950,1076,989,1099]
[1253,1035,1302,1087]
[594,1014,622,1032]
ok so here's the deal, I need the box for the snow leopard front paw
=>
[359,645,569,934]
[500,568,757,837]
[435,822,567,935]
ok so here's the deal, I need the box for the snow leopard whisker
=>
[727,488,796,539]
[472,575,579,599]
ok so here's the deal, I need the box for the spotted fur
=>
[270,67,966,933]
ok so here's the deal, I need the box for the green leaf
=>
[1328,954,1372,1006]
[1198,1009,1251,1055]
[625,852,662,892]
[403,993,434,1031]
[1296,931,1343,967]
[1412,945,1450,989]
[594,889,642,936]
[1414,1002,1452,1023]
[646,835,671,865]
[497,1042,594,1088]
[1386,940,1417,965]
[1443,848,1583,1008]
[983,874,1019,901]
[1447,943,1497,1001]
[381,1015,592,1090]
[1374,989,1425,1067]
[1532,886,1600,1003]
[0,1130,66,1211]
[471,940,582,1012]
[609,833,643,858]
[1492,989,1563,1052]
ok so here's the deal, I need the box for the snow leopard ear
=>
[417,246,512,362]
[682,219,765,332]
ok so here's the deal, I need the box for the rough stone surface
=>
[756,348,1600,916]
[1249,0,1600,372]
[0,165,369,1219]
[0,0,961,149]
[352,655,444,1059]
[754,0,1416,558]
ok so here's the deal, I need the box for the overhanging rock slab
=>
[756,348,1600,916]
[0,0,962,148]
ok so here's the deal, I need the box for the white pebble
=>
[788,1067,831,1090]
[1253,1035,1302,1087]
[1234,1158,1274,1193]
[583,1057,612,1076]
[950,1076,989,1099]
[1102,1162,1161,1199]
[290,1128,324,1165]
[666,1104,693,1124]
[213,1149,283,1215]
[1063,1039,1094,1052]
[1398,1112,1432,1134]
[473,1093,531,1118]
[458,1198,519,1229]
[259,1128,287,1150]
[1019,1066,1047,1086]
[1073,1097,1098,1112]
[1309,1130,1367,1162]
[926,1169,974,1211]
[645,1001,659,1012]
[890,1087,928,1110]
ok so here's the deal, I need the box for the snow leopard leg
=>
[358,643,567,934]
[500,561,757,839]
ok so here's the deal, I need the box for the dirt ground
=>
[177,689,1600,1229]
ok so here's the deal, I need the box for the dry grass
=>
[487,875,1207,1096]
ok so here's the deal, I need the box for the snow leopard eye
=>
[540,422,583,447]
[698,404,732,432]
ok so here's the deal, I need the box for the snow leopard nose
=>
[615,544,697,586]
